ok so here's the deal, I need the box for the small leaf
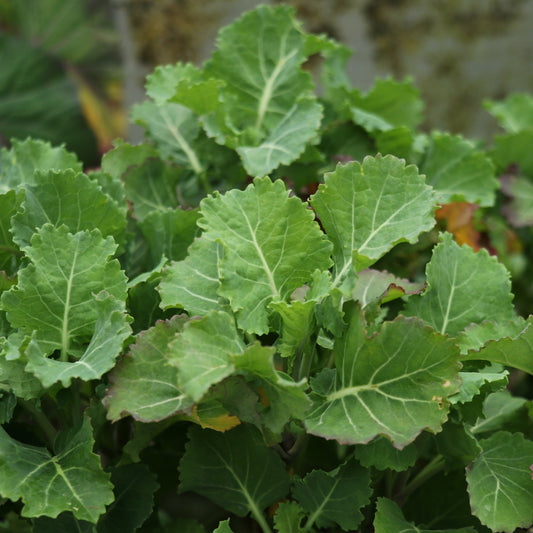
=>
[311,155,435,288]
[500,173,533,227]
[484,93,533,133]
[199,177,332,334]
[404,233,515,337]
[105,316,193,422]
[179,424,290,518]
[0,417,113,523]
[466,431,533,532]
[273,501,306,533]
[292,458,372,531]
[419,132,498,207]
[305,303,461,448]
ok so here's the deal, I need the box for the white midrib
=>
[162,114,203,175]
[440,261,458,334]
[61,248,79,360]
[255,49,298,131]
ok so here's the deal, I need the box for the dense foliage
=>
[1,5,532,532]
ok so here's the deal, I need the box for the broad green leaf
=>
[25,293,132,388]
[199,177,332,334]
[466,431,533,532]
[435,422,482,468]
[1,225,127,359]
[11,169,127,249]
[139,208,200,265]
[311,155,435,288]
[97,464,159,533]
[236,98,323,177]
[233,343,311,435]
[273,501,306,533]
[419,132,498,207]
[348,77,424,133]
[374,126,415,160]
[292,458,372,531]
[484,93,533,133]
[462,316,533,375]
[374,497,477,533]
[470,391,531,437]
[404,233,515,336]
[490,131,533,176]
[179,424,290,518]
[0,417,113,523]
[305,303,461,448]
[354,436,418,471]
[353,269,424,308]
[167,311,244,402]
[104,315,193,422]
[0,138,81,192]
[131,101,204,175]
[100,142,158,181]
[202,5,322,175]
[158,238,226,316]
[0,190,23,274]
[500,173,533,227]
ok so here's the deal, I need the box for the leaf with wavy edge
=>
[305,303,461,448]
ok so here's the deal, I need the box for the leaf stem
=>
[250,506,273,533]
[20,399,57,449]
[395,455,445,505]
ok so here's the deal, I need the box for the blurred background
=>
[1,0,533,166]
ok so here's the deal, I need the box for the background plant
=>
[0,5,532,532]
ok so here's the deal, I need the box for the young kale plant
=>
[1,5,533,533]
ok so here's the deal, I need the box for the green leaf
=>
[419,132,498,207]
[292,458,372,531]
[462,316,533,375]
[96,464,159,533]
[305,303,461,448]
[100,142,158,181]
[348,77,424,133]
[202,5,322,175]
[11,169,127,249]
[158,238,226,316]
[139,208,200,264]
[484,93,533,133]
[0,417,113,523]
[352,269,424,308]
[236,98,323,177]
[354,436,418,471]
[0,391,16,424]
[198,177,332,334]
[466,431,533,532]
[273,501,306,533]
[213,520,235,533]
[490,131,533,176]
[25,293,131,388]
[33,513,95,533]
[311,155,435,288]
[1,225,127,359]
[179,424,290,519]
[404,233,515,337]
[167,311,244,402]
[470,391,531,437]
[123,159,183,220]
[233,343,311,435]
[374,497,477,533]
[0,138,81,192]
[104,315,193,422]
[131,101,204,175]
